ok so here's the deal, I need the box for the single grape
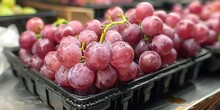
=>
[34,38,55,59]
[125,8,138,24]
[95,65,117,90]
[105,30,123,44]
[19,31,37,51]
[194,23,209,44]
[172,4,183,14]
[68,63,95,91]
[141,16,163,37]
[173,34,183,51]
[200,8,211,20]
[202,29,217,46]
[110,41,134,68]
[162,48,177,66]
[68,20,84,35]
[85,42,110,71]
[206,18,220,33]
[134,39,150,59]
[188,1,203,14]
[19,48,32,65]
[29,55,43,70]
[59,36,80,47]
[41,24,57,43]
[78,30,98,46]
[44,51,61,72]
[26,17,44,33]
[105,6,124,21]
[154,10,167,22]
[165,12,181,28]
[162,24,175,40]
[54,24,75,43]
[116,61,138,82]
[175,19,196,40]
[57,44,82,68]
[150,34,173,56]
[135,2,154,22]
[55,66,71,87]
[121,24,141,47]
[139,51,162,74]
[178,39,201,58]
[84,19,102,35]
[40,65,55,81]
[184,14,200,24]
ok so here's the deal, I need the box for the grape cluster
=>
[18,1,220,95]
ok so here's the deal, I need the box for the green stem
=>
[143,34,150,41]
[53,18,68,26]
[36,34,42,39]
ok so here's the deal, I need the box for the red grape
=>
[139,51,161,74]
[105,30,123,44]
[105,6,124,21]
[34,38,55,59]
[194,23,209,44]
[135,2,154,22]
[125,8,138,24]
[213,41,220,48]
[165,12,181,28]
[19,31,37,51]
[162,24,175,40]
[57,44,82,68]
[68,63,95,91]
[121,24,141,47]
[135,39,150,59]
[172,4,183,14]
[55,66,71,87]
[116,62,138,82]
[95,65,117,90]
[162,48,177,66]
[173,34,183,51]
[85,42,110,71]
[19,48,32,65]
[110,41,134,68]
[150,34,173,56]
[54,24,75,43]
[175,19,196,40]
[188,1,203,14]
[68,20,84,35]
[40,65,55,80]
[179,39,201,58]
[41,24,57,43]
[154,10,167,22]
[184,14,200,24]
[29,55,43,70]
[141,16,163,37]
[202,29,217,45]
[78,30,98,46]
[84,19,102,35]
[206,18,220,33]
[44,51,61,72]
[60,36,80,47]
[26,17,44,33]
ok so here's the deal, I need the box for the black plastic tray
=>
[4,48,211,110]
[0,10,57,34]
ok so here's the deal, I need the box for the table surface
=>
[1,69,220,110]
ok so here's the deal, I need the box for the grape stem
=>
[53,18,68,26]
[99,15,130,43]
[81,42,86,63]
[36,34,42,39]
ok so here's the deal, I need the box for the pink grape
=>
[85,42,110,71]
[162,48,177,66]
[57,44,82,68]
[105,30,123,44]
[194,23,209,44]
[110,41,134,68]
[184,14,200,24]
[179,39,201,58]
[173,34,183,51]
[206,18,220,33]
[139,51,162,74]
[54,24,75,43]
[34,38,55,59]
[116,62,138,82]
[29,55,43,70]
[19,48,32,65]
[162,24,175,40]
[95,65,117,90]
[26,17,44,33]
[105,6,124,21]
[165,12,181,28]
[202,29,217,46]
[188,1,203,14]
[55,66,71,87]
[172,4,183,14]
[40,65,55,80]
[78,30,98,46]
[68,20,84,35]
[125,8,138,24]
[154,10,167,22]
[200,8,211,20]
[141,16,163,37]
[135,39,150,59]
[44,51,61,72]
[213,41,220,48]
[68,63,95,91]
[60,36,80,47]
[41,24,57,43]
[19,31,37,51]
[175,19,196,40]
[121,24,141,47]
[150,34,173,56]
[135,2,154,22]
[84,19,102,35]
[31,42,37,55]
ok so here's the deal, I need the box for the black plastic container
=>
[0,10,57,34]
[4,48,211,110]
